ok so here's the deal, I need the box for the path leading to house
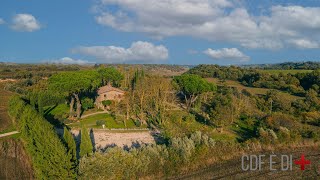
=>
[80,111,109,119]
[0,131,19,138]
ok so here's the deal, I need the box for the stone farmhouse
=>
[95,84,125,110]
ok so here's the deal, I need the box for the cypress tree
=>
[79,126,93,158]
[10,98,76,179]
[63,127,78,177]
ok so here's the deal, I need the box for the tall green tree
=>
[173,74,217,110]
[97,67,124,87]
[79,126,93,158]
[63,127,77,176]
[48,71,100,118]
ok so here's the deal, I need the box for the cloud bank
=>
[72,41,169,63]
[94,0,320,49]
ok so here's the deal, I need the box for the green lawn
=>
[68,113,146,129]
[44,103,69,117]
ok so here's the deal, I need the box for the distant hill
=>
[241,61,320,70]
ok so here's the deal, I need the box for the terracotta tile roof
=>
[97,85,125,94]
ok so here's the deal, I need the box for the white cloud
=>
[204,48,250,62]
[49,57,93,65]
[11,14,41,32]
[94,1,320,49]
[72,41,169,63]
[0,18,5,24]
[288,39,319,49]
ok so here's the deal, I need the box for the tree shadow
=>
[232,121,258,143]
[89,129,96,152]
[43,113,64,128]
[123,141,142,151]
[190,111,214,126]
[150,130,167,145]
[75,130,81,159]
[96,143,117,153]
[44,105,57,116]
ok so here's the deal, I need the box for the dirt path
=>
[0,131,19,138]
[0,79,17,83]
[80,111,109,119]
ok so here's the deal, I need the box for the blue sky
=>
[1,0,320,65]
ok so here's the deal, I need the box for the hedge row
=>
[8,96,76,179]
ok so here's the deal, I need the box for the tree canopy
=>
[79,126,93,158]
[48,70,100,118]
[173,74,216,110]
[97,67,124,87]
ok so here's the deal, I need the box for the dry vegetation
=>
[0,83,14,132]
[0,139,34,179]
[177,144,320,179]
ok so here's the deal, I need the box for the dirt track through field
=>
[0,131,19,138]
[80,111,109,119]
[175,148,320,179]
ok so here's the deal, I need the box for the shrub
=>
[183,114,195,121]
[102,100,112,106]
[82,98,94,110]
[96,120,106,126]
[134,119,141,127]
[78,131,216,179]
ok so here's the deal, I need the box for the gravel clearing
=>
[70,129,156,149]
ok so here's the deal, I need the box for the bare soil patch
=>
[0,139,34,179]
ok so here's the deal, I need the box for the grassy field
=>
[45,104,147,129]
[45,104,105,119]
[44,103,69,116]
[206,78,303,102]
[0,83,15,132]
[259,69,313,75]
[68,113,146,129]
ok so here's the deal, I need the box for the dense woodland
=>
[243,61,320,70]
[2,62,320,179]
[188,64,320,96]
